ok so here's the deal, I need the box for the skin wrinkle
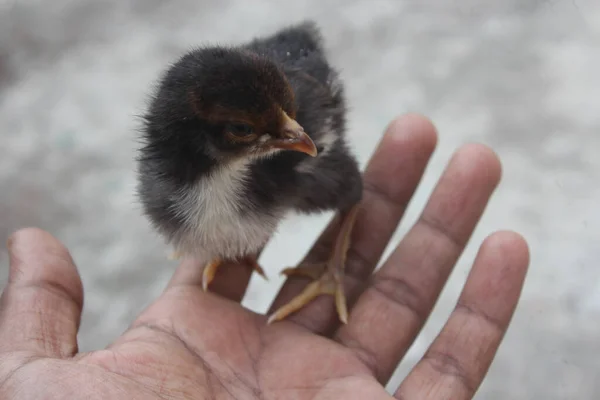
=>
[92,346,175,399]
[418,213,467,250]
[0,354,43,395]
[218,333,263,399]
[0,286,80,357]
[201,359,218,400]
[72,349,169,398]
[13,281,83,315]
[8,235,84,307]
[361,180,407,215]
[26,313,67,357]
[343,245,378,282]
[334,332,381,382]
[454,303,506,335]
[137,323,261,399]
[133,323,226,398]
[52,364,111,399]
[421,349,477,396]
[368,272,429,324]
[273,376,382,400]
[358,185,407,237]
[9,284,83,341]
[235,318,265,399]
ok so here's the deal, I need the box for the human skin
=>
[0,114,529,399]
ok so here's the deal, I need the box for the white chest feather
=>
[171,160,282,261]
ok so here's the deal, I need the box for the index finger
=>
[269,114,438,333]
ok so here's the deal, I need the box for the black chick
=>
[136,21,362,324]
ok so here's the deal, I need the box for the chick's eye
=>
[226,123,254,137]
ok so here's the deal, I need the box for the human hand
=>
[0,114,529,399]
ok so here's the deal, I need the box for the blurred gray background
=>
[0,0,598,398]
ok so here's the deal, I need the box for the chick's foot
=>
[268,204,360,324]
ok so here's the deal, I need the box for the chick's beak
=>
[265,113,318,157]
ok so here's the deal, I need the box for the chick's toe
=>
[268,204,359,324]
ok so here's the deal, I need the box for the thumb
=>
[0,228,83,358]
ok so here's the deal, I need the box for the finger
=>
[0,228,83,358]
[335,144,502,382]
[269,114,438,333]
[166,256,254,303]
[394,231,529,399]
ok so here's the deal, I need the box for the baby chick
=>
[136,21,362,324]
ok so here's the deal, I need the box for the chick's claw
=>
[243,256,269,280]
[202,258,223,291]
[202,256,269,291]
[268,267,348,325]
[280,264,326,280]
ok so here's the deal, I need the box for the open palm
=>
[0,114,529,400]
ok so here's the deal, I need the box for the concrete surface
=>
[1,0,599,398]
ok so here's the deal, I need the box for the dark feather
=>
[245,21,362,213]
[136,20,362,258]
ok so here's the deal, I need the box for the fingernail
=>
[6,235,14,253]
